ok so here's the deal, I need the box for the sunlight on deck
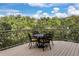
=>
[0,41,79,56]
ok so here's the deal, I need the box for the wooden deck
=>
[0,41,79,56]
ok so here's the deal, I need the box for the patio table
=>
[32,34,46,48]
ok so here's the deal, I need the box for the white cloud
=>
[51,6,79,18]
[42,13,49,17]
[36,10,42,14]
[33,10,43,18]
[6,12,21,16]
[28,3,53,7]
[51,7,60,13]
[6,9,22,16]
[33,5,79,18]
[0,9,19,13]
[0,9,26,16]
[51,7,68,18]
[67,6,79,16]
[33,10,51,19]
[54,12,68,18]
[33,14,40,19]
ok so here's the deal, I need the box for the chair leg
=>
[49,43,51,50]
[29,42,32,49]
[43,42,45,51]
[43,47,44,51]
[51,41,54,45]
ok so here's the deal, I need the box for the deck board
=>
[58,42,71,56]
[54,42,66,56]
[52,41,64,56]
[70,43,77,56]
[76,44,79,56]
[74,44,79,56]
[0,41,79,56]
[65,42,74,56]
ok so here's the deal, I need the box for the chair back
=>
[44,33,53,40]
[28,33,32,42]
[32,31,39,35]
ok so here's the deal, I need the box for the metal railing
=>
[0,29,79,50]
[0,29,30,50]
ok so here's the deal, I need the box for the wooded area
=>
[0,15,79,49]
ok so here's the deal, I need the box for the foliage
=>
[0,15,79,49]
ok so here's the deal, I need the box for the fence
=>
[0,29,30,50]
[0,29,79,50]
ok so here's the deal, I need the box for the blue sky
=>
[0,3,79,18]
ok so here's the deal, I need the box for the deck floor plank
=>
[73,44,79,56]
[65,42,75,56]
[52,41,65,56]
[69,43,77,56]
[55,42,66,56]
[58,42,72,56]
[0,41,79,56]
[76,44,79,56]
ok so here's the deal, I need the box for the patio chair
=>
[32,30,40,35]
[46,32,54,45]
[28,33,38,49]
[39,34,52,51]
